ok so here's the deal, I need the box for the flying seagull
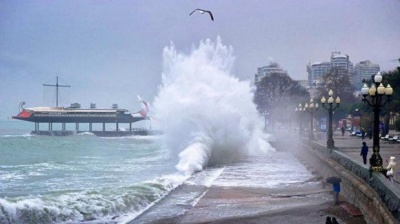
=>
[189,9,214,21]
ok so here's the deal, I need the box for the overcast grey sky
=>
[1,0,399,120]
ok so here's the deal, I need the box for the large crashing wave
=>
[153,37,274,175]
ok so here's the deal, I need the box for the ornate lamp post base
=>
[327,138,335,149]
[369,146,384,172]
[370,166,384,172]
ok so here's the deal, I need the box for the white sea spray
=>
[153,37,274,175]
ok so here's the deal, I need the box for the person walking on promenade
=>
[326,176,341,205]
[341,126,345,136]
[332,217,340,224]
[325,216,333,224]
[332,182,340,205]
[385,156,396,183]
[360,142,369,165]
[368,126,372,139]
[361,127,365,140]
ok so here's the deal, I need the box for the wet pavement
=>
[130,130,376,224]
[315,130,400,185]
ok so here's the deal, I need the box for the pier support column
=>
[48,122,52,131]
[35,123,39,131]
[129,123,132,132]
[116,122,119,132]
[62,123,66,131]
[76,123,79,132]
[89,123,92,132]
[103,123,105,132]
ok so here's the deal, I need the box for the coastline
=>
[128,137,367,224]
[129,183,365,224]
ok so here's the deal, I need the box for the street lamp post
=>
[321,89,341,149]
[360,72,393,172]
[295,104,305,135]
[353,109,361,133]
[304,98,319,141]
[261,111,269,131]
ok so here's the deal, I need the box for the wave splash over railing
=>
[153,37,274,175]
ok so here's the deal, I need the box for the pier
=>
[12,76,153,136]
[12,108,151,136]
[30,120,148,136]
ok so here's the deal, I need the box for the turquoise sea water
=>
[0,121,319,224]
[0,120,184,223]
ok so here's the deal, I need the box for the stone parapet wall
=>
[300,140,398,224]
[330,151,370,182]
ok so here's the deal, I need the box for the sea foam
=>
[153,37,274,175]
[0,174,187,224]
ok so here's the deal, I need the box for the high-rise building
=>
[353,60,380,89]
[307,52,354,88]
[331,52,354,74]
[254,62,288,85]
[307,61,331,87]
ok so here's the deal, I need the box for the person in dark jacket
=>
[360,142,369,165]
[341,126,345,136]
[332,217,339,224]
[332,182,340,205]
[368,126,372,139]
[361,127,366,140]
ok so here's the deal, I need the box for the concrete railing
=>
[301,140,399,224]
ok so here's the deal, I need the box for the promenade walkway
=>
[315,130,400,184]
[131,130,372,224]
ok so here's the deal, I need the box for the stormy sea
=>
[0,38,319,223]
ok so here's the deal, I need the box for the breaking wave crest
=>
[0,174,187,224]
[153,37,274,175]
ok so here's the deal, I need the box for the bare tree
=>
[316,67,357,103]
[253,73,309,125]
[314,67,358,126]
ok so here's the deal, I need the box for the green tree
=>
[382,60,400,131]
[315,67,357,103]
[383,64,400,113]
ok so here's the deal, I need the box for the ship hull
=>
[12,108,144,123]
[13,114,142,123]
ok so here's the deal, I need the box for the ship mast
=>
[43,76,71,107]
